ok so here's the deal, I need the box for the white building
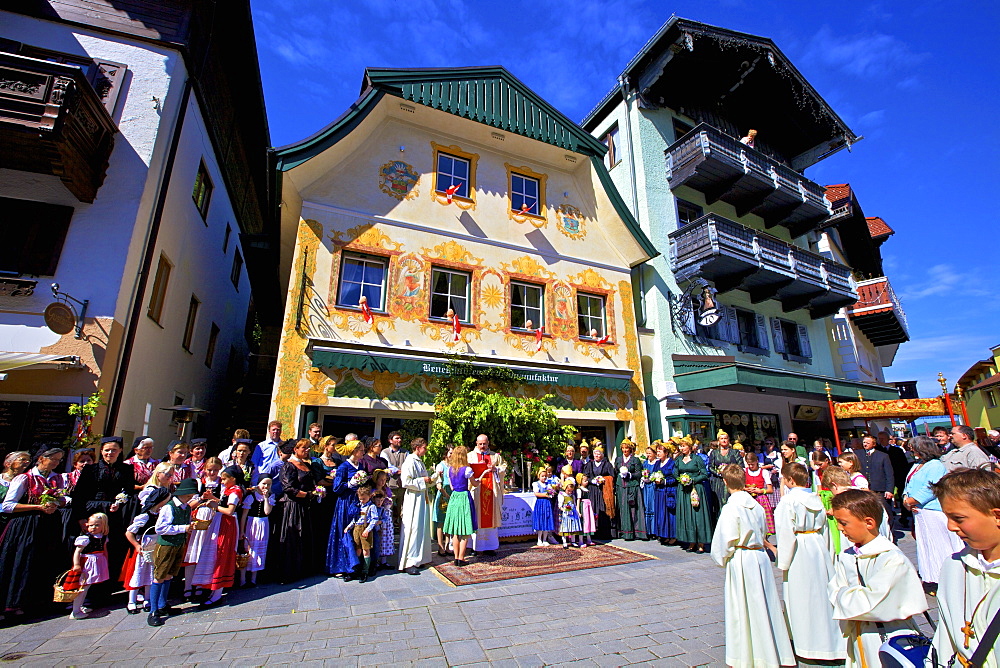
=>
[0,1,275,453]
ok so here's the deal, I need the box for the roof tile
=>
[866,216,894,238]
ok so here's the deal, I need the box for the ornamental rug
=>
[431,543,656,587]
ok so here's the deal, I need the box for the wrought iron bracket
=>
[667,277,712,335]
[50,282,89,339]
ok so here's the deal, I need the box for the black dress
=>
[274,461,318,583]
[0,469,65,612]
[583,459,617,539]
[72,460,135,588]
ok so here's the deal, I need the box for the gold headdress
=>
[716,429,728,440]
[561,464,574,477]
[562,477,576,489]
[336,439,362,457]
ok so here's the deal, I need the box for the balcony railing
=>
[845,277,909,346]
[0,53,117,202]
[669,213,857,318]
[665,123,831,236]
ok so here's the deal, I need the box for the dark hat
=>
[190,438,207,446]
[132,435,150,449]
[101,436,123,444]
[222,465,244,482]
[279,439,297,455]
[173,478,200,497]
[235,438,253,444]
[141,487,171,513]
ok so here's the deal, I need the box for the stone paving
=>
[0,534,936,667]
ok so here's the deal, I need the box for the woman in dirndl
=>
[442,446,476,567]
[432,445,454,556]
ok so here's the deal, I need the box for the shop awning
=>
[673,358,900,402]
[310,346,633,392]
[0,352,79,372]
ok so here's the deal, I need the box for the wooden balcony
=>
[0,53,117,203]
[845,277,909,346]
[665,123,831,237]
[669,213,857,318]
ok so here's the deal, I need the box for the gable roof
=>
[866,216,894,239]
[825,183,852,205]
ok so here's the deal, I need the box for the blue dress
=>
[653,457,677,539]
[642,459,658,538]
[326,459,361,575]
[531,480,555,532]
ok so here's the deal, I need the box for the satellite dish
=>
[44,302,76,335]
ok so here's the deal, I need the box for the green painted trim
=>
[311,348,632,392]
[590,156,658,261]
[644,394,664,441]
[673,362,900,401]
[275,88,386,171]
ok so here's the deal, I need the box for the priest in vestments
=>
[398,438,433,574]
[468,433,506,553]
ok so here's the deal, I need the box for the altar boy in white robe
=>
[711,464,795,668]
[774,463,846,662]
[930,469,1000,668]
[397,438,432,575]
[828,489,927,668]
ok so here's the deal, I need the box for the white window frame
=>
[430,267,471,322]
[337,252,388,311]
[510,281,544,330]
[577,292,606,339]
[510,173,540,216]
[436,152,470,199]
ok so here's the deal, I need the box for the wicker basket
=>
[235,552,250,569]
[192,518,211,530]
[53,571,82,603]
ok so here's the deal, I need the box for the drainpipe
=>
[618,74,647,328]
[105,79,193,434]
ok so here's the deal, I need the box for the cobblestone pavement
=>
[0,533,936,667]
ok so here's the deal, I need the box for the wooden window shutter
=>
[722,306,740,344]
[797,324,812,359]
[754,313,770,353]
[680,295,697,336]
[770,317,786,354]
[0,198,73,276]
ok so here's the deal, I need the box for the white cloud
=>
[802,25,928,79]
[897,263,990,301]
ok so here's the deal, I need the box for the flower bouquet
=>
[349,470,369,488]
[115,492,129,504]
[677,473,693,487]
[690,486,701,508]
[311,486,326,499]
[39,488,65,506]
[715,464,727,477]
[641,469,651,482]
[649,471,665,485]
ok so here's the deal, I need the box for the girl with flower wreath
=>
[674,437,711,553]
[531,465,557,546]
[557,478,583,547]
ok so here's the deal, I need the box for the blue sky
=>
[252,0,1000,398]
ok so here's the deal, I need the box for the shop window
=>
[181,295,200,352]
[511,282,543,330]
[676,199,703,227]
[436,152,470,199]
[601,125,620,169]
[338,252,387,311]
[430,268,470,322]
[0,197,73,276]
[205,322,220,368]
[192,160,213,220]
[147,253,172,325]
[771,317,812,363]
[577,293,606,339]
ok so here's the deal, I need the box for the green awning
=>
[673,361,900,402]
[311,347,633,392]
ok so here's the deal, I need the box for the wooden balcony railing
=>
[665,123,831,236]
[669,213,857,319]
[0,53,117,202]
[845,276,909,346]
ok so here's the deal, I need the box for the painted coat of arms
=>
[378,160,419,200]
[556,204,586,239]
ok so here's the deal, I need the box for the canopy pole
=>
[825,383,840,451]
[939,373,957,427]
[955,385,970,426]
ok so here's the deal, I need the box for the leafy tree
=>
[65,389,105,452]
[429,358,575,471]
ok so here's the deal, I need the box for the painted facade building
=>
[583,18,903,447]
[0,2,274,452]
[957,345,1000,430]
[270,67,656,448]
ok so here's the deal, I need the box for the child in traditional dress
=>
[710,464,794,668]
[69,513,110,619]
[576,473,596,547]
[828,489,927,668]
[239,476,273,587]
[810,450,832,491]
[182,457,222,600]
[774,463,845,663]
[930,469,1000,667]
[198,466,244,608]
[371,469,394,569]
[121,488,170,614]
[837,452,869,489]
[344,485,381,583]
[149,479,197,626]
[532,466,557,546]
[743,452,774,537]
[558,478,583,548]
[140,462,174,504]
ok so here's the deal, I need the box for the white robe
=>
[711,491,795,668]
[468,449,506,551]
[774,487,845,660]
[932,546,1000,667]
[397,453,432,570]
[828,535,927,668]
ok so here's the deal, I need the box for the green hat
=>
[173,478,199,497]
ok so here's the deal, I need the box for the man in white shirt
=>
[252,420,282,472]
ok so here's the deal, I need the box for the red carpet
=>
[431,543,655,586]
